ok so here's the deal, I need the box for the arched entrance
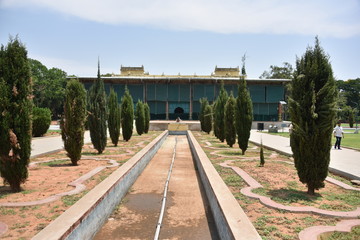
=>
[174,107,184,114]
[169,103,189,120]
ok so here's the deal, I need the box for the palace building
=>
[76,66,290,121]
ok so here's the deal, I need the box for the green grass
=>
[39,159,69,166]
[47,129,61,133]
[0,207,17,215]
[61,190,88,207]
[322,226,360,240]
[266,132,360,150]
[218,150,244,155]
[252,186,359,211]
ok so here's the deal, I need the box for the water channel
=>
[94,135,219,239]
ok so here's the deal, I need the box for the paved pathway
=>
[31,131,91,158]
[249,130,360,180]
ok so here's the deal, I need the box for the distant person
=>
[333,122,344,150]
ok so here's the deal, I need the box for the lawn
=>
[267,132,360,150]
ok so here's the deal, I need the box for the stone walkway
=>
[31,131,91,158]
[249,130,360,180]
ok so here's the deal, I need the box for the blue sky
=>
[1,0,360,80]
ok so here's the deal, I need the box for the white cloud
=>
[3,0,360,37]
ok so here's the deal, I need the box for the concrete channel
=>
[95,135,218,239]
[33,130,260,240]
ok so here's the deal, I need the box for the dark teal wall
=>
[84,82,285,121]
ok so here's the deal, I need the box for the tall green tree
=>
[135,100,145,135]
[235,76,253,155]
[288,37,337,195]
[108,88,121,146]
[224,93,236,147]
[121,86,134,141]
[61,79,87,165]
[214,81,228,142]
[0,37,33,192]
[199,98,209,131]
[144,102,150,133]
[203,105,212,134]
[29,59,67,119]
[260,62,294,79]
[88,62,107,154]
[212,100,219,138]
[336,78,360,111]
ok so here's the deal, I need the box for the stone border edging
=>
[32,130,168,240]
[220,160,360,218]
[187,130,262,240]
[0,158,119,207]
[0,222,8,237]
[299,219,360,240]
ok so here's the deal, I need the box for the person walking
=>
[333,122,344,150]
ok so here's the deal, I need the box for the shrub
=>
[199,98,209,131]
[88,63,107,154]
[61,79,87,166]
[32,107,51,137]
[213,81,228,142]
[121,86,134,141]
[144,103,150,133]
[203,105,212,134]
[259,142,265,167]
[224,94,236,147]
[108,88,121,146]
[135,100,145,135]
[235,76,253,155]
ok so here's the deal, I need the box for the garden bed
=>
[0,132,160,240]
[195,132,360,240]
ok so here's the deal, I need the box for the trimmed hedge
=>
[32,107,51,137]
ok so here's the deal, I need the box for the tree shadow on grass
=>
[267,188,322,205]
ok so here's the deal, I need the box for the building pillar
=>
[189,82,193,120]
[166,101,169,120]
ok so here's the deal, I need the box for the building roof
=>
[74,65,291,84]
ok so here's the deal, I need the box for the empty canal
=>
[94,135,219,239]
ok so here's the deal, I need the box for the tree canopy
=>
[260,62,294,79]
[29,58,67,119]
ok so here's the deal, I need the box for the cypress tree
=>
[121,86,134,141]
[135,100,145,135]
[203,105,213,134]
[199,98,208,131]
[259,141,265,167]
[214,81,228,142]
[348,108,355,128]
[224,93,236,147]
[144,102,150,134]
[289,37,337,195]
[0,37,33,192]
[235,76,253,155]
[108,88,121,146]
[88,61,107,154]
[212,100,219,138]
[61,79,87,165]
